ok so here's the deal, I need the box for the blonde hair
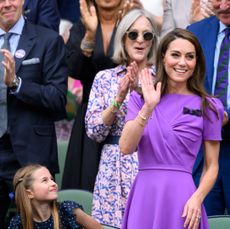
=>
[13,164,60,229]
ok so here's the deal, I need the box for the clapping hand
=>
[1,49,16,87]
[190,0,214,23]
[123,0,143,11]
[115,61,140,104]
[116,70,131,105]
[117,0,143,24]
[127,61,139,92]
[200,0,214,19]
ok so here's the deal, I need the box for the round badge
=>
[15,49,26,59]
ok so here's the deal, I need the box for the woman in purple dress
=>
[119,28,224,229]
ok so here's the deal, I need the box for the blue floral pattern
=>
[85,65,155,228]
[8,201,83,229]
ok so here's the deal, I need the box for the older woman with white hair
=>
[85,8,158,228]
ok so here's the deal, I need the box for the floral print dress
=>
[85,65,155,228]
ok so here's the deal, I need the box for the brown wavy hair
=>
[155,28,217,117]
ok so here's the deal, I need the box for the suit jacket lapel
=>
[202,17,219,93]
[15,22,36,74]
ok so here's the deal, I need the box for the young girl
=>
[8,164,102,229]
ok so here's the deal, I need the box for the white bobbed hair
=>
[112,8,158,65]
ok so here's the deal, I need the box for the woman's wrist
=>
[136,111,148,127]
[80,37,95,57]
[81,38,95,51]
[112,98,122,109]
[106,98,122,116]
[115,96,125,105]
[191,191,204,205]
[84,31,96,41]
[140,104,154,118]
[109,104,119,115]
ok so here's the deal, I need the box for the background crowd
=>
[0,0,229,228]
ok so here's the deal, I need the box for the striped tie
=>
[214,28,230,108]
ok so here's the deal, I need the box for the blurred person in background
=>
[161,0,214,37]
[55,19,83,141]
[23,0,60,32]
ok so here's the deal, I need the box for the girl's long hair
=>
[13,164,60,229]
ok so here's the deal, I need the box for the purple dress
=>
[122,92,224,229]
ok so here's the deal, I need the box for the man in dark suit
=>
[23,0,60,32]
[0,0,67,227]
[187,0,230,216]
